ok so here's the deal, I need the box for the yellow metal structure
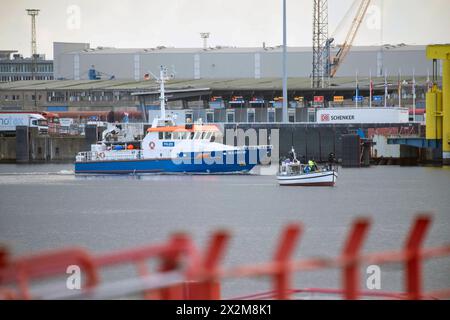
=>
[426,44,450,164]
[426,85,442,139]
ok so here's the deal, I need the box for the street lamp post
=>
[282,0,288,122]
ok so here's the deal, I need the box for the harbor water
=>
[0,164,449,298]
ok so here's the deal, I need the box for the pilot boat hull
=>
[277,170,338,186]
[75,149,262,174]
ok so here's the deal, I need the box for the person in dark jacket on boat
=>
[327,152,335,170]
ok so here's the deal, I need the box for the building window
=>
[307,108,316,122]
[247,108,255,123]
[267,108,275,123]
[288,110,296,123]
[226,110,235,123]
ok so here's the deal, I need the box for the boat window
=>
[190,132,195,139]
[205,132,212,140]
[159,132,163,139]
[172,132,179,140]
[164,132,172,140]
[206,112,214,123]
[194,132,201,139]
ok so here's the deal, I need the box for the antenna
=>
[145,66,175,119]
[200,32,210,50]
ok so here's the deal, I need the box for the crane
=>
[327,0,372,77]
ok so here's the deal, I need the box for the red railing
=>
[0,214,449,300]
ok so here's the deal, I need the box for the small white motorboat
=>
[277,149,338,186]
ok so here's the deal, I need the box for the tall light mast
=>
[26,9,40,56]
[312,0,328,88]
[26,9,40,81]
[282,0,288,122]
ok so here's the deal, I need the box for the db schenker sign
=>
[317,108,409,124]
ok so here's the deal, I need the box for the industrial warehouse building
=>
[0,42,432,124]
[0,75,427,123]
[53,42,431,80]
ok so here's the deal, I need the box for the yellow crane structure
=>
[426,44,450,164]
[327,0,371,77]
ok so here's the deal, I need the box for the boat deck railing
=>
[76,150,142,162]
[76,145,273,162]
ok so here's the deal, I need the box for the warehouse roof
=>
[0,76,430,92]
[59,44,426,55]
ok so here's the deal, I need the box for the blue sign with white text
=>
[353,96,363,102]
[162,141,175,147]
[373,95,383,102]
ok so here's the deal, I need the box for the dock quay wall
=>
[0,126,98,163]
[223,122,423,164]
[0,122,433,164]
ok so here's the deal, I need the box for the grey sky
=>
[1,0,449,59]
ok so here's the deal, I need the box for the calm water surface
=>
[0,164,449,298]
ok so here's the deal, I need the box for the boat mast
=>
[159,66,166,119]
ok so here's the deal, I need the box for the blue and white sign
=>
[373,95,383,102]
[353,96,363,102]
[162,141,175,147]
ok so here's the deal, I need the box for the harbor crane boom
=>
[328,0,371,77]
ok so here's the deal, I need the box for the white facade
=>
[53,42,430,80]
[316,107,409,124]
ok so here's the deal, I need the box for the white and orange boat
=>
[75,66,271,174]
